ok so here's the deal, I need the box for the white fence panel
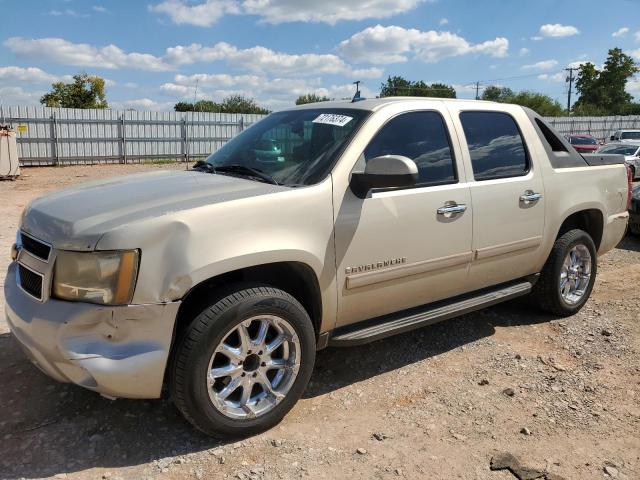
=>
[0,106,266,166]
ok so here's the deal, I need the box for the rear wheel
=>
[531,229,597,316]
[170,285,316,437]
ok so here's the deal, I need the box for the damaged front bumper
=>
[5,262,180,399]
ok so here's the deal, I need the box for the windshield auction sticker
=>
[312,114,353,127]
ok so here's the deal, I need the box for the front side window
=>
[460,111,529,181]
[364,111,457,186]
[204,108,369,186]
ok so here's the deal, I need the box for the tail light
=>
[627,165,633,210]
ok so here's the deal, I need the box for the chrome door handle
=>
[437,204,467,215]
[520,191,542,203]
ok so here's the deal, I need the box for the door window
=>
[460,111,529,181]
[364,111,457,186]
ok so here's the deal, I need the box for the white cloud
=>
[439,18,448,25]
[567,60,592,69]
[630,49,640,60]
[338,25,508,64]
[537,23,580,38]
[92,6,108,13]
[521,59,559,71]
[4,37,172,71]
[149,0,427,26]
[165,41,383,77]
[0,86,44,105]
[612,27,629,37]
[4,36,382,78]
[49,9,89,18]
[149,0,239,27]
[518,47,530,57]
[109,98,176,111]
[0,66,59,84]
[636,31,640,42]
[537,72,565,82]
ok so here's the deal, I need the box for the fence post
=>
[120,115,127,164]
[52,112,59,166]
[182,116,189,163]
[239,116,244,132]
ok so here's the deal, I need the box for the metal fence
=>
[2,105,640,166]
[0,106,267,166]
[543,115,640,141]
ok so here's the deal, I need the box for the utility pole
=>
[193,79,199,108]
[475,81,480,100]
[565,67,576,114]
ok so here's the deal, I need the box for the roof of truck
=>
[282,96,499,112]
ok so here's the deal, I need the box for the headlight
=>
[53,250,139,305]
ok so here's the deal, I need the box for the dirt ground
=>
[0,164,639,480]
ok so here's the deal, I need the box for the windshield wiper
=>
[214,164,279,185]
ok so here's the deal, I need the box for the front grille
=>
[20,232,51,261]
[18,264,43,300]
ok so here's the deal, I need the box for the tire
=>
[531,229,597,317]
[170,285,316,437]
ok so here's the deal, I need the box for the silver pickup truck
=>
[6,98,631,437]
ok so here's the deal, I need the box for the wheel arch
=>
[172,261,323,345]
[555,208,604,250]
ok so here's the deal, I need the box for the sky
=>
[1,0,639,112]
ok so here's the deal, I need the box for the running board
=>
[328,281,533,347]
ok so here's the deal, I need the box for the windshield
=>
[203,108,369,186]
[620,131,640,140]
[599,145,640,155]
[569,136,597,145]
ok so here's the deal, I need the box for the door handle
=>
[520,191,542,204]
[437,204,467,215]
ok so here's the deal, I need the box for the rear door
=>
[449,107,546,290]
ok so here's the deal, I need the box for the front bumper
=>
[5,262,180,399]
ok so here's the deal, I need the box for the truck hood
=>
[20,170,287,250]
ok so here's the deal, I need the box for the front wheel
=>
[531,229,597,316]
[170,285,316,437]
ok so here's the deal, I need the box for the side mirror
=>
[350,155,418,199]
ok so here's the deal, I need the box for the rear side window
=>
[364,111,457,186]
[535,119,568,152]
[460,111,529,181]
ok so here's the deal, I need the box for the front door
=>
[334,109,473,328]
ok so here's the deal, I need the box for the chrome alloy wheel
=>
[207,315,301,420]
[559,244,592,305]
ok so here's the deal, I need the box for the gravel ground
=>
[0,164,639,480]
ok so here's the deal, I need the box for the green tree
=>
[573,48,638,115]
[481,86,514,102]
[40,73,108,109]
[295,93,331,105]
[174,96,269,114]
[174,100,222,112]
[380,76,456,98]
[508,91,565,116]
[219,94,270,114]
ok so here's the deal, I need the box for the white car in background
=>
[609,129,640,143]
[598,142,640,179]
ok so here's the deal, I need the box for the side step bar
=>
[328,280,533,347]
